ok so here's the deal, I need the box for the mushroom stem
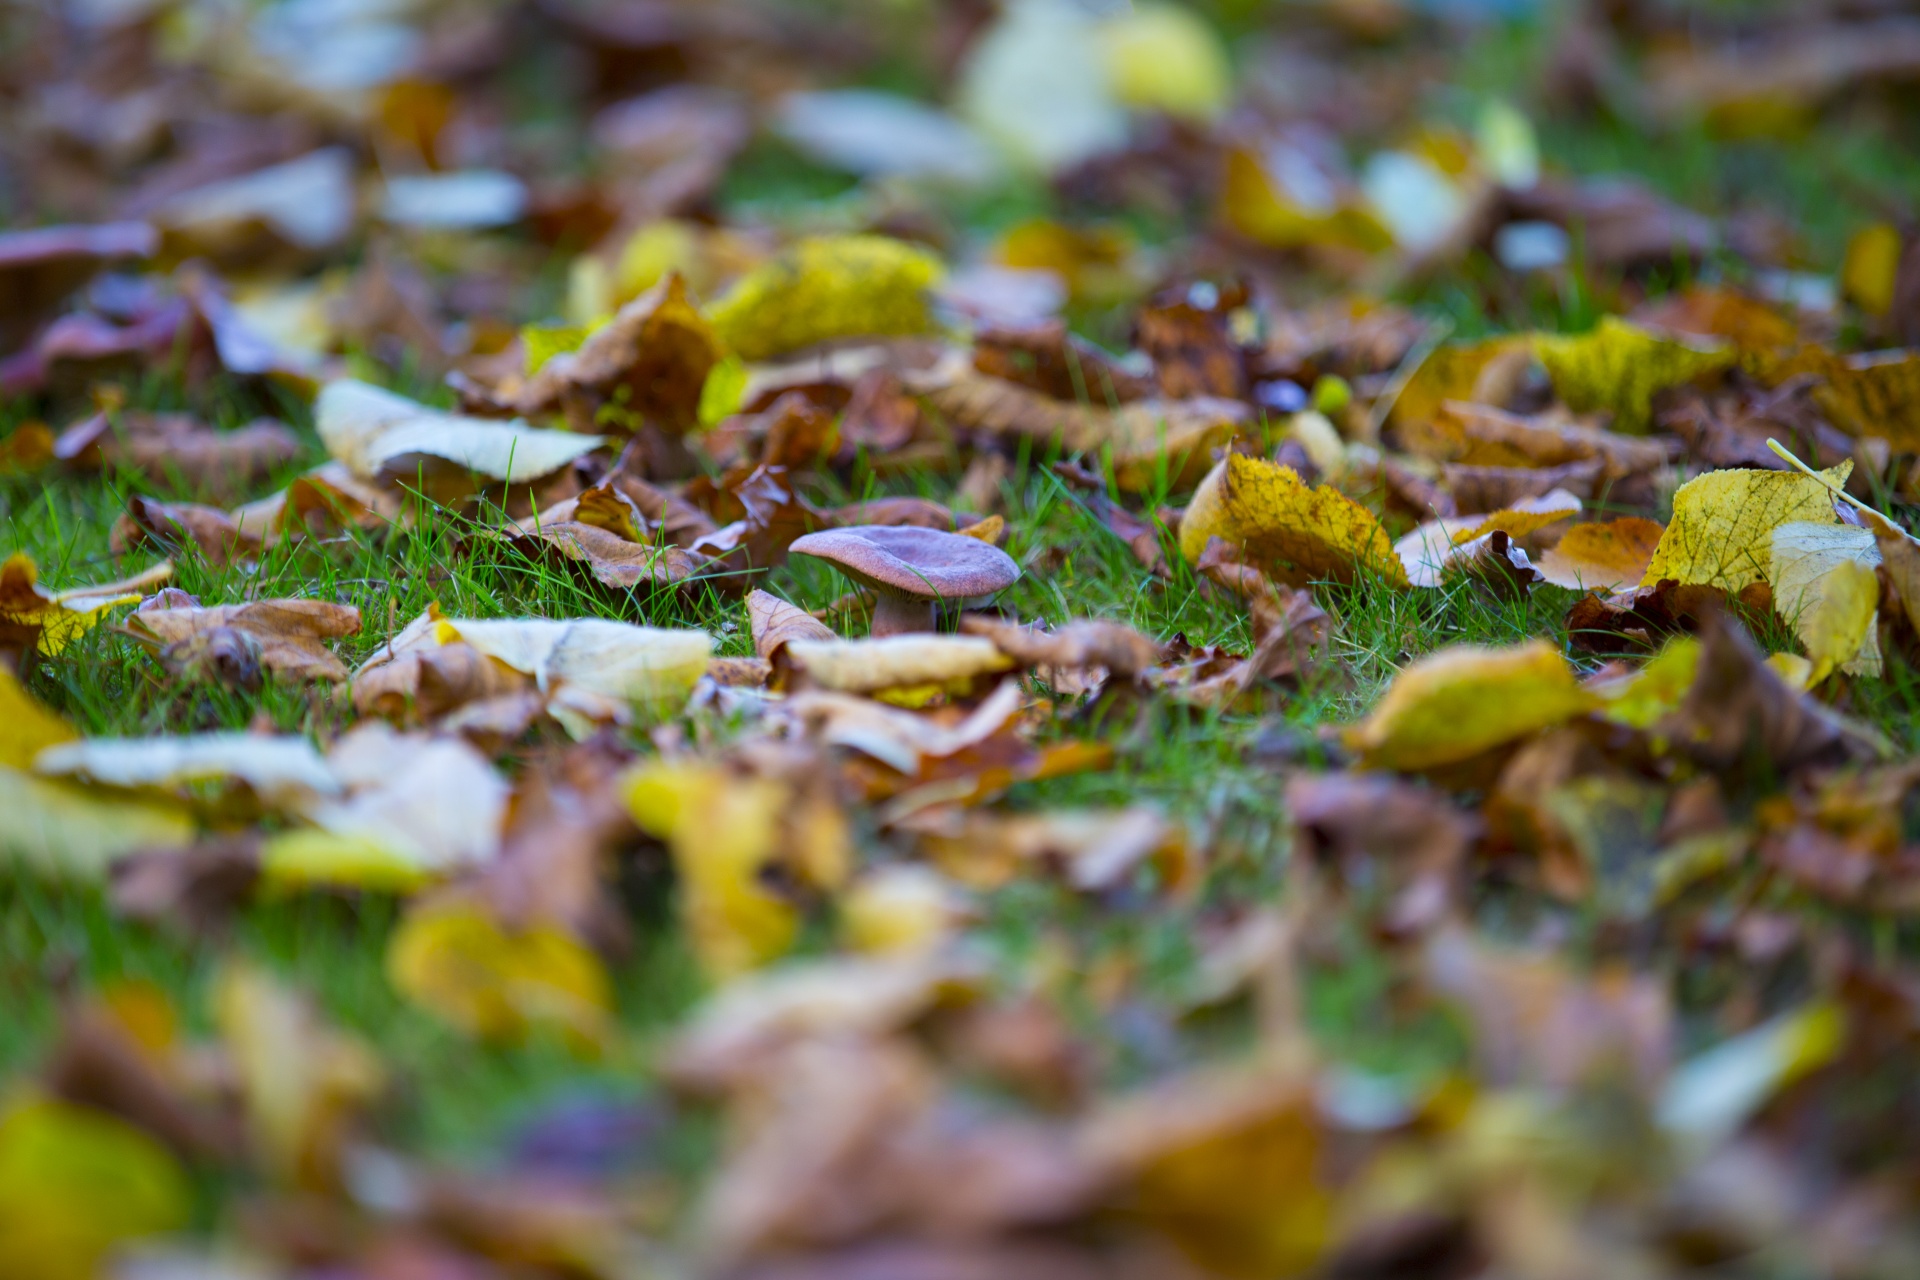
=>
[870,592,936,637]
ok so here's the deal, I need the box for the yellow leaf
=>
[1641,462,1850,592]
[0,668,75,769]
[1178,453,1410,588]
[1448,488,1583,545]
[840,865,961,956]
[1536,517,1665,591]
[1344,640,1595,770]
[0,768,194,881]
[1842,223,1902,317]
[1388,336,1529,433]
[214,965,386,1184]
[780,635,1016,697]
[1770,522,1882,680]
[0,1095,191,1280]
[1533,317,1733,433]
[623,760,802,978]
[1588,636,1701,730]
[1218,148,1392,255]
[1099,2,1233,123]
[0,553,171,656]
[707,235,944,362]
[260,829,438,895]
[387,900,613,1052]
[522,321,591,376]
[1746,346,1920,451]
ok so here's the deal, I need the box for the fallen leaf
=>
[53,408,301,498]
[315,378,604,491]
[707,235,944,362]
[959,615,1164,681]
[839,865,965,956]
[518,273,722,434]
[110,495,257,568]
[1447,488,1584,545]
[1388,335,1531,434]
[1770,522,1882,679]
[0,667,77,768]
[778,635,1015,698]
[213,965,384,1187]
[1534,317,1734,433]
[0,553,171,662]
[1641,462,1850,591]
[34,733,338,809]
[0,769,195,881]
[124,595,361,685]
[1178,453,1409,588]
[748,589,835,658]
[0,1095,191,1280]
[904,806,1195,894]
[1344,640,1595,771]
[1537,517,1666,590]
[623,760,808,977]
[1747,346,1920,451]
[267,724,508,890]
[388,898,613,1052]
[433,615,712,734]
[1400,401,1673,479]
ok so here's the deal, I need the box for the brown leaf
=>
[1288,771,1474,938]
[0,221,157,352]
[55,409,302,498]
[959,614,1164,681]
[126,595,361,685]
[1400,400,1674,479]
[109,837,262,935]
[749,589,835,659]
[520,274,723,434]
[1440,456,1604,512]
[1658,613,1870,780]
[110,495,258,568]
[352,612,534,723]
[972,320,1155,404]
[1133,279,1250,400]
[924,371,1247,492]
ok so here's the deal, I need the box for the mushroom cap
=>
[789,525,1020,602]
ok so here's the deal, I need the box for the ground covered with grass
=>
[7,2,1920,1278]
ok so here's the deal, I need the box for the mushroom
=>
[789,526,1020,636]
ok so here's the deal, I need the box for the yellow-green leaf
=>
[387,899,613,1052]
[1179,452,1409,588]
[1344,640,1595,770]
[0,668,76,769]
[0,1095,191,1280]
[1534,317,1733,433]
[707,235,944,362]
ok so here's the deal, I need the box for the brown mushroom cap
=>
[790,527,1020,635]
[791,526,1019,599]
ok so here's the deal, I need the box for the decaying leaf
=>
[517,272,721,433]
[1769,522,1882,679]
[124,594,362,685]
[778,635,1016,698]
[1534,317,1734,433]
[748,588,835,658]
[1537,517,1666,591]
[708,235,944,362]
[1641,462,1850,591]
[388,897,613,1051]
[1345,640,1595,771]
[1178,453,1410,588]
[316,378,604,490]
[433,615,712,734]
[0,1095,191,1280]
[0,553,171,663]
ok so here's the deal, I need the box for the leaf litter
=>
[6,1,1920,1278]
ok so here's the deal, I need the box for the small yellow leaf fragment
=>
[0,1095,192,1280]
[388,899,613,1052]
[1641,462,1850,592]
[1099,2,1233,123]
[1533,317,1733,433]
[1841,223,1902,317]
[1447,488,1583,546]
[0,668,76,769]
[622,760,802,978]
[1345,640,1595,770]
[1588,636,1702,730]
[707,235,944,362]
[1179,452,1410,588]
